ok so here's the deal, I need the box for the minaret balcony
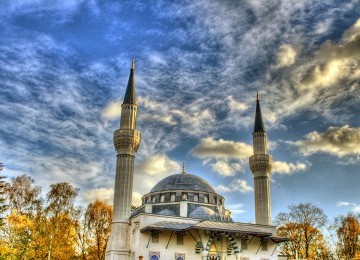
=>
[114,128,141,139]
[249,154,273,174]
[113,129,141,154]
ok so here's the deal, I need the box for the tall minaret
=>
[249,92,273,225]
[106,60,141,260]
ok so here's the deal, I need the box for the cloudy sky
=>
[1,0,359,223]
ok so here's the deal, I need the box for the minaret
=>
[249,92,273,225]
[106,60,141,260]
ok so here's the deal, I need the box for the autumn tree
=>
[6,174,42,215]
[0,174,42,259]
[275,203,331,259]
[42,182,80,259]
[333,213,360,259]
[85,199,112,260]
[0,163,6,227]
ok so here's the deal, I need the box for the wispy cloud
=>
[211,160,242,177]
[192,137,308,176]
[271,44,298,69]
[337,201,360,213]
[215,179,253,194]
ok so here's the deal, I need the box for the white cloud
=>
[336,201,355,207]
[215,184,231,193]
[136,154,180,175]
[272,161,308,175]
[140,114,177,126]
[148,52,167,66]
[101,101,122,120]
[215,179,253,194]
[132,192,143,206]
[272,44,297,69]
[191,138,253,160]
[336,201,360,213]
[211,160,242,177]
[226,96,248,112]
[353,206,360,213]
[289,125,360,158]
[227,203,246,214]
[83,188,114,203]
[130,154,181,198]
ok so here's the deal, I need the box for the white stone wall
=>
[130,214,279,260]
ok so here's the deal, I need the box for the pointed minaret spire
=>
[123,59,136,104]
[254,92,265,133]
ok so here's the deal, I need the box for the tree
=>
[275,203,331,259]
[85,199,112,260]
[5,174,42,215]
[0,163,7,227]
[44,182,80,260]
[334,213,360,259]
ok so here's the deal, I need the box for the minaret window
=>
[152,196,156,203]
[160,195,165,203]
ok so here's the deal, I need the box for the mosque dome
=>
[138,171,231,222]
[150,173,216,194]
[188,206,221,220]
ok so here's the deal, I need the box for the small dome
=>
[189,206,220,220]
[150,173,216,194]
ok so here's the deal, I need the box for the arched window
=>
[160,195,165,203]
[150,252,160,260]
[171,194,176,202]
[181,193,187,200]
[152,196,156,203]
[194,194,199,202]
[204,195,208,204]
[175,254,185,260]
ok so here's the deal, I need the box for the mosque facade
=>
[105,61,287,260]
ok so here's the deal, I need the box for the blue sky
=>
[0,0,359,223]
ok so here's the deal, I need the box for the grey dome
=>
[150,173,216,194]
[189,206,220,220]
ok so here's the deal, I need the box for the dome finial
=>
[182,161,186,175]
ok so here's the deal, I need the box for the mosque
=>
[105,61,287,260]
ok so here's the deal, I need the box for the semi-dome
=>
[189,206,221,220]
[150,173,216,194]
